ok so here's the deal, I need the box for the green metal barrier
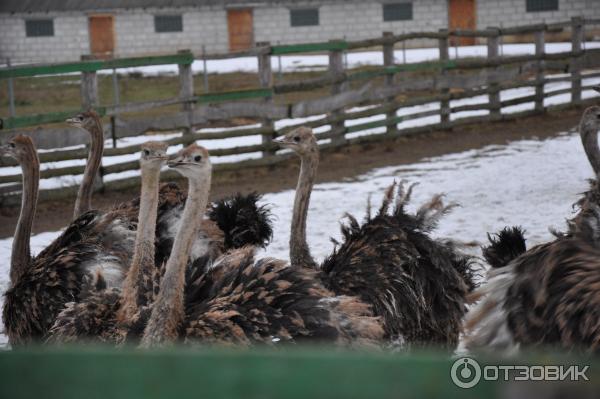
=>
[0,53,194,79]
[271,41,348,55]
[0,347,597,399]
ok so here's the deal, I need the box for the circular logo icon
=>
[450,357,482,389]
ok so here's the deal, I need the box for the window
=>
[154,15,183,33]
[25,19,54,37]
[290,8,319,27]
[526,0,559,12]
[383,3,413,21]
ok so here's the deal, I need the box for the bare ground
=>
[0,106,587,238]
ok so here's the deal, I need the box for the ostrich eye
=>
[293,136,301,142]
[143,149,150,156]
[194,155,202,162]
[9,142,15,148]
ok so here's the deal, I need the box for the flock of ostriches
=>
[2,92,600,355]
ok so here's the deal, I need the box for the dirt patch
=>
[0,106,587,238]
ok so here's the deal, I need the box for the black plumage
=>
[482,226,527,269]
[208,192,273,249]
[320,182,477,349]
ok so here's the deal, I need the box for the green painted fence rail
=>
[0,347,598,399]
[271,40,348,55]
[0,52,194,79]
[0,107,108,130]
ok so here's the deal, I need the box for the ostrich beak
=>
[273,136,294,147]
[167,157,184,168]
[593,86,600,94]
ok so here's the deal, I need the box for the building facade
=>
[0,0,598,64]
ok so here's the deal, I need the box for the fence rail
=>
[1,17,600,206]
[0,347,598,399]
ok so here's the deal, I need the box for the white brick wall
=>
[0,1,597,64]
[253,1,446,48]
[0,12,89,63]
[477,0,600,28]
[113,7,228,57]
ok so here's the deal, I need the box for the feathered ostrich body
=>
[48,142,170,344]
[5,109,273,346]
[1,134,137,345]
[273,127,477,350]
[465,105,600,354]
[49,144,382,348]
[181,246,383,347]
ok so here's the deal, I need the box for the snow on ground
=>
[0,123,595,345]
[115,42,600,76]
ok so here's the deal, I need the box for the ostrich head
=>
[66,110,102,131]
[168,143,211,180]
[580,106,600,140]
[140,141,169,171]
[274,126,318,157]
[0,135,37,164]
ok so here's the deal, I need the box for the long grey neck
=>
[581,122,600,175]
[119,165,161,321]
[290,150,319,269]
[73,119,103,218]
[141,175,211,347]
[11,150,39,284]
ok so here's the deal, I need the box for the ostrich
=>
[1,135,137,345]
[567,102,600,236]
[47,142,169,344]
[65,110,104,219]
[141,144,384,348]
[464,105,600,354]
[273,127,476,350]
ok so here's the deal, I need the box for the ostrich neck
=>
[290,151,319,269]
[73,120,103,218]
[141,174,211,347]
[11,151,39,284]
[119,165,161,321]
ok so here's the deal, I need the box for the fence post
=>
[571,17,584,103]
[486,27,501,120]
[438,29,450,126]
[534,28,546,113]
[257,42,276,157]
[329,39,346,145]
[178,50,195,142]
[383,32,397,135]
[202,45,209,93]
[80,55,99,110]
[111,68,120,148]
[6,58,15,118]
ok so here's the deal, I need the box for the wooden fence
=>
[1,17,600,206]
[0,347,598,399]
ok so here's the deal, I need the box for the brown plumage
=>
[465,104,600,354]
[1,135,137,345]
[182,247,383,347]
[47,142,170,345]
[274,127,477,350]
[139,144,383,349]
[47,143,274,346]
